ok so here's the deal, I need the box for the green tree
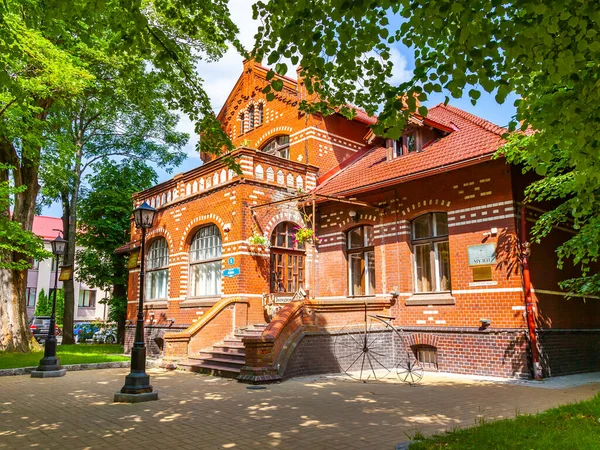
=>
[39,42,188,344]
[54,289,64,327]
[254,0,600,295]
[0,0,240,351]
[33,288,51,316]
[76,160,158,343]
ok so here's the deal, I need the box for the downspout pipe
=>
[520,205,543,380]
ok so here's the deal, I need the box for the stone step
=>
[189,357,245,373]
[178,360,241,379]
[212,344,246,355]
[198,350,245,362]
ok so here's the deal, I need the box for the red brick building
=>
[124,60,599,382]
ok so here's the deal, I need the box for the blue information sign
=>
[223,267,240,277]
[227,257,235,265]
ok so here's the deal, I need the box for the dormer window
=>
[392,131,422,157]
[261,135,290,159]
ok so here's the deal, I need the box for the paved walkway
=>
[0,368,598,449]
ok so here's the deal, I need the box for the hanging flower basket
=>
[294,226,319,246]
[247,231,270,248]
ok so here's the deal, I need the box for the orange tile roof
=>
[315,104,507,196]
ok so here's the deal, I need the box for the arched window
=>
[413,345,438,369]
[239,113,245,135]
[248,105,255,130]
[412,212,450,292]
[257,103,264,126]
[189,225,222,296]
[146,238,169,300]
[347,225,375,296]
[270,222,305,294]
[261,135,290,159]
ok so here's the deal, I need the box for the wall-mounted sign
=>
[223,267,240,277]
[58,265,73,281]
[467,244,496,266]
[472,266,493,282]
[227,257,235,265]
[127,249,139,269]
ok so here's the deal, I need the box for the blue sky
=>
[42,1,517,217]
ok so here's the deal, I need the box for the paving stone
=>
[0,368,597,449]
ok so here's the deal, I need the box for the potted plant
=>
[294,225,319,246]
[247,230,270,248]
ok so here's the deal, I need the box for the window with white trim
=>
[78,289,96,308]
[347,225,375,296]
[261,135,290,159]
[146,238,169,300]
[257,103,264,126]
[248,105,255,130]
[189,225,222,296]
[412,213,451,293]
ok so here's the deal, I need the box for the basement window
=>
[413,345,438,370]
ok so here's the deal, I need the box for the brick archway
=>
[405,333,439,349]
[178,213,227,251]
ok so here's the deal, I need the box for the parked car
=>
[93,325,117,344]
[73,322,100,343]
[30,316,61,343]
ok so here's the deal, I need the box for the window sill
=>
[180,296,221,307]
[143,299,168,307]
[405,293,455,306]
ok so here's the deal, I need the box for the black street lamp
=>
[114,201,158,403]
[31,233,68,378]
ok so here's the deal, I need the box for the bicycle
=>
[334,303,424,385]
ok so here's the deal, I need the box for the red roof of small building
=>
[315,104,507,196]
[32,216,63,240]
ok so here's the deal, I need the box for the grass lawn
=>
[0,344,129,370]
[409,393,600,449]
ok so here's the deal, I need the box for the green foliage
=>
[76,159,157,323]
[254,0,600,295]
[33,288,51,316]
[54,289,64,326]
[0,164,50,270]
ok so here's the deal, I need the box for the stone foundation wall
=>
[125,325,187,357]
[283,327,531,380]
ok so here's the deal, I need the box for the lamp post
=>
[31,234,68,378]
[115,201,159,403]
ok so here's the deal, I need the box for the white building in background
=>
[26,216,108,322]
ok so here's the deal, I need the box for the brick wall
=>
[124,325,186,357]
[538,330,600,376]
[283,328,530,380]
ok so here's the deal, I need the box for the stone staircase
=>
[178,324,267,379]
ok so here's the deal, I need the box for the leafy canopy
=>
[253,0,600,295]
[0,164,50,270]
[76,159,157,323]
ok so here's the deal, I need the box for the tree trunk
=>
[61,140,83,345]
[0,129,45,352]
[113,283,127,344]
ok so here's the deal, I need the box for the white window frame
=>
[146,238,169,300]
[189,225,222,297]
[412,213,450,293]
